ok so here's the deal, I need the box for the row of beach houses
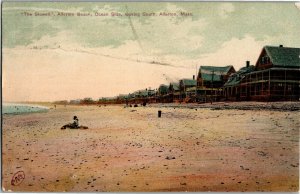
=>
[72,45,300,105]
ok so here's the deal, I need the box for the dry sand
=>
[2,103,299,192]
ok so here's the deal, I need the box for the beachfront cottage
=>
[80,98,94,104]
[157,84,169,103]
[69,99,81,104]
[196,65,236,102]
[119,88,156,104]
[158,84,168,96]
[116,94,131,104]
[129,89,150,104]
[223,45,300,101]
[179,79,197,91]
[99,97,116,104]
[125,91,138,104]
[147,89,157,103]
[147,89,156,97]
[125,93,135,104]
[168,82,180,102]
[179,79,197,102]
[169,82,180,93]
[223,61,255,101]
[197,65,236,88]
[240,45,300,101]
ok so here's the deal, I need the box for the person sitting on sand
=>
[72,116,79,128]
[61,116,80,129]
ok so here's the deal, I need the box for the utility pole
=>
[195,64,198,102]
[211,70,214,104]
[211,70,214,88]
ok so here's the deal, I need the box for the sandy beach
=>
[2,102,299,192]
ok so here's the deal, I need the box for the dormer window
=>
[261,56,270,64]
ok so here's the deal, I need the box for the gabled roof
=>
[158,84,168,93]
[148,90,156,95]
[118,94,129,99]
[180,79,197,86]
[101,97,115,100]
[224,65,255,87]
[260,46,300,68]
[128,93,135,98]
[170,82,180,91]
[200,66,234,74]
[134,89,149,97]
[199,65,235,81]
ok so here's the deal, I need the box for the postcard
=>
[2,1,300,192]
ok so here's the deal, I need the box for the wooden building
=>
[197,65,236,88]
[223,61,255,101]
[102,45,299,104]
[157,84,169,102]
[168,82,180,102]
[129,89,156,104]
[196,65,236,102]
[179,79,197,102]
[224,45,300,101]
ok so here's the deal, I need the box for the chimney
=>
[246,61,250,68]
[193,75,195,80]
[279,45,283,47]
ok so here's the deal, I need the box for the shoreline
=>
[2,101,299,117]
[2,103,49,115]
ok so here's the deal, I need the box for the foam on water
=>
[2,103,49,114]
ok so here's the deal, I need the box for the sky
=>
[2,2,300,102]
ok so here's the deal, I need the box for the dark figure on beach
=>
[72,116,79,127]
[61,116,88,129]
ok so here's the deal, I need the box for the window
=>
[261,56,270,64]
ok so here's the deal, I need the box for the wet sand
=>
[2,103,299,192]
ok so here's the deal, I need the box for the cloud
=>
[19,2,207,66]
[219,3,235,18]
[3,2,300,101]
[197,35,269,69]
[295,2,300,10]
[21,1,299,66]
[24,32,185,69]
[133,14,206,58]
[25,31,78,49]
[195,2,300,56]
[3,2,300,55]
[6,1,300,69]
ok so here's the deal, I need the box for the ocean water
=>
[2,103,49,114]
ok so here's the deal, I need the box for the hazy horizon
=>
[2,2,300,102]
